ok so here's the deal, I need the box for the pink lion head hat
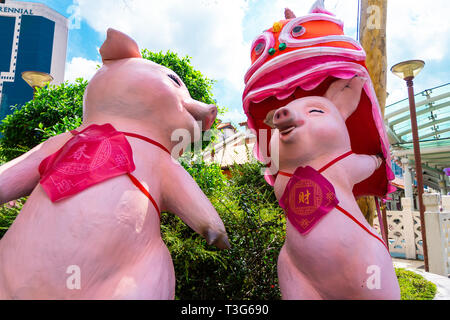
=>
[242,0,395,199]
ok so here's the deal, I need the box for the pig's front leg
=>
[344,153,383,185]
[160,160,230,250]
[0,132,73,204]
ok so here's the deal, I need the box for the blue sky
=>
[13,0,450,126]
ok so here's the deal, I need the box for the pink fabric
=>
[39,123,135,202]
[279,166,339,235]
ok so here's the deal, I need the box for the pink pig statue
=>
[242,2,400,299]
[270,76,400,299]
[0,29,230,299]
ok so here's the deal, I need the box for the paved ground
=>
[393,258,450,300]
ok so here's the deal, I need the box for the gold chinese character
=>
[298,190,311,205]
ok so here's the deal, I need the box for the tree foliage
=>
[162,161,285,300]
[142,50,219,109]
[0,79,86,161]
[0,50,220,161]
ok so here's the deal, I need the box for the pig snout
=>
[273,107,299,131]
[184,99,218,130]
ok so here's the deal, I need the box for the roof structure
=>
[386,82,450,181]
[203,130,257,169]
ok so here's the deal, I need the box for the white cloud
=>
[69,0,449,113]
[222,108,246,125]
[73,0,250,92]
[385,0,450,104]
[64,57,101,83]
[387,0,450,63]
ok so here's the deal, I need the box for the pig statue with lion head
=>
[0,29,230,299]
[242,1,400,299]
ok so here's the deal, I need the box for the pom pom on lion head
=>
[242,0,395,199]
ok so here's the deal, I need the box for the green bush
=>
[141,50,217,107]
[0,79,87,161]
[0,199,25,239]
[396,268,437,300]
[162,160,285,300]
[142,49,224,147]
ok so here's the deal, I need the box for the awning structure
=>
[386,83,450,192]
[391,146,450,191]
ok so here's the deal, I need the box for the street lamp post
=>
[390,59,429,272]
[21,71,54,99]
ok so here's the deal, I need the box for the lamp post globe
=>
[21,71,54,99]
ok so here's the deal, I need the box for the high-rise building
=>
[0,0,68,119]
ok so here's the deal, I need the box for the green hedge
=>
[164,160,285,299]
[396,268,437,300]
[0,199,24,239]
[0,79,86,161]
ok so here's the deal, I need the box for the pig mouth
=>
[279,126,296,137]
[277,124,299,142]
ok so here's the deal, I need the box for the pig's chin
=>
[185,110,215,134]
[202,116,215,132]
[188,118,202,140]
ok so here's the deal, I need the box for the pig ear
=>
[264,109,277,128]
[284,8,296,19]
[324,75,367,120]
[99,28,142,63]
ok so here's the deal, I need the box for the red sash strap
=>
[375,198,389,249]
[121,132,170,217]
[317,150,354,173]
[70,127,170,217]
[71,129,171,155]
[278,151,353,177]
[127,173,161,218]
[121,132,171,155]
[335,205,389,252]
[277,151,389,252]
[278,171,294,178]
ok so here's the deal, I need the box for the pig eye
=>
[291,25,305,37]
[168,74,181,87]
[309,109,324,114]
[254,42,265,55]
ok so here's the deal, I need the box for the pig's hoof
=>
[206,230,231,250]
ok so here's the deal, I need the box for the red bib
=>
[39,124,136,202]
[279,166,339,235]
[278,151,389,251]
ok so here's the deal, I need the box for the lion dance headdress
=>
[242,0,395,199]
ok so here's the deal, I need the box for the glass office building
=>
[0,0,68,119]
